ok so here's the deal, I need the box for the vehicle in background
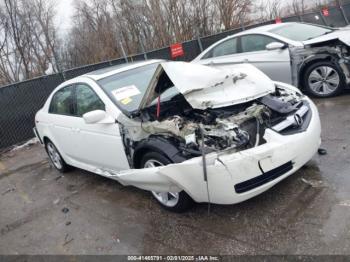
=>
[193,22,350,98]
[34,60,321,212]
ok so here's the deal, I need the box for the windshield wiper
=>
[323,30,333,35]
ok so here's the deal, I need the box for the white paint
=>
[34,61,321,205]
[142,62,275,110]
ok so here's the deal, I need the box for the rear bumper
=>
[33,127,43,145]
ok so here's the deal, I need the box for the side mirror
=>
[266,42,286,51]
[83,110,115,124]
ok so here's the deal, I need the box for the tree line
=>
[0,0,346,86]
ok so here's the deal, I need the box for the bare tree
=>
[290,0,308,15]
[3,0,30,79]
[0,0,59,85]
[252,0,284,22]
[214,0,251,30]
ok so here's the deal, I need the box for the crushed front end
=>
[109,63,321,205]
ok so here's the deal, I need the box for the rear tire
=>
[303,61,345,98]
[45,140,71,173]
[141,151,194,212]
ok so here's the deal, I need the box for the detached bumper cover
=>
[108,97,321,205]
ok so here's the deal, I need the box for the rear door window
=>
[202,38,238,59]
[49,85,75,116]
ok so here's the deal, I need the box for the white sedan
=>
[34,60,321,212]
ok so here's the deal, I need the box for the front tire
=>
[303,61,345,98]
[45,140,70,173]
[141,151,194,212]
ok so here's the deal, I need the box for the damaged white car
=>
[34,60,321,212]
[193,22,350,97]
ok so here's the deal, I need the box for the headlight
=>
[274,81,303,96]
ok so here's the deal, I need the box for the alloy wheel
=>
[308,66,340,96]
[47,143,63,169]
[144,159,180,207]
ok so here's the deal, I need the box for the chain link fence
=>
[1,3,350,150]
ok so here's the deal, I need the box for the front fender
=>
[132,136,187,168]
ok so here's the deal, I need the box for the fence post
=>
[195,26,204,53]
[61,71,66,81]
[140,40,148,60]
[340,4,350,25]
[239,15,245,31]
[119,41,128,63]
[298,14,303,22]
[197,37,204,53]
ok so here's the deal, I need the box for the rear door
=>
[48,85,78,157]
[196,37,244,66]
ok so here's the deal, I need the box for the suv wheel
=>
[141,151,194,212]
[303,61,345,97]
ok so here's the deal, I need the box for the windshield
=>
[98,63,159,113]
[269,23,333,41]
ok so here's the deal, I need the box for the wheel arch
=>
[43,136,51,145]
[42,136,72,166]
[132,136,186,168]
[298,54,340,90]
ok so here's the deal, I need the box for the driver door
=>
[69,83,130,171]
[238,34,292,84]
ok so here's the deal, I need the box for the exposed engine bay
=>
[292,39,350,87]
[118,83,307,167]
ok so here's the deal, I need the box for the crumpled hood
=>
[140,62,275,110]
[302,27,350,46]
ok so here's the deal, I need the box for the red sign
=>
[322,7,329,17]
[170,43,184,59]
[275,17,282,24]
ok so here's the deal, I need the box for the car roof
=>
[238,22,293,35]
[84,59,163,81]
[193,22,300,61]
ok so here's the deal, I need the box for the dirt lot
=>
[0,94,350,255]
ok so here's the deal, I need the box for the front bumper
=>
[157,97,321,204]
[110,97,321,205]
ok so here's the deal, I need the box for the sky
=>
[53,0,310,36]
[55,0,74,36]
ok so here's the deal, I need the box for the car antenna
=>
[200,127,211,215]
